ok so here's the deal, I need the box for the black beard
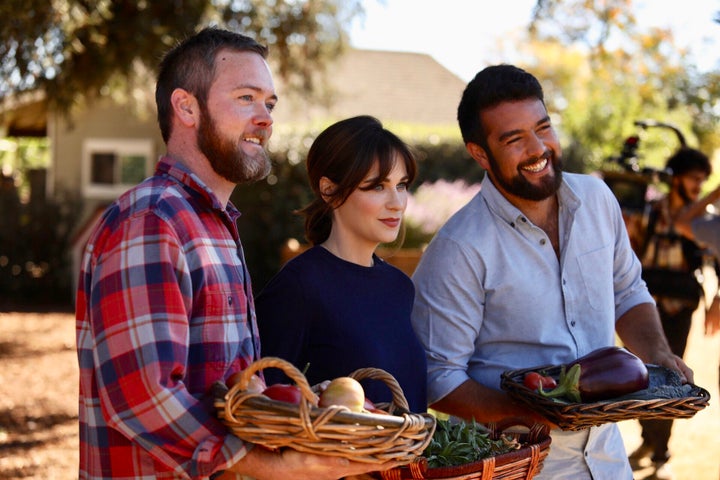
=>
[197,103,271,184]
[486,149,562,201]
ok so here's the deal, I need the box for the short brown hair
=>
[155,27,267,143]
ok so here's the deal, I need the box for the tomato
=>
[523,372,557,392]
[262,384,303,404]
[541,375,558,389]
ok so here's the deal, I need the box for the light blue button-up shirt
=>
[412,172,652,479]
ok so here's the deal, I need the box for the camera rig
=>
[601,120,687,254]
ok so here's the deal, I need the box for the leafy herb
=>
[423,419,520,468]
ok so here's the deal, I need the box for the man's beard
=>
[197,104,271,184]
[677,182,695,204]
[486,148,563,201]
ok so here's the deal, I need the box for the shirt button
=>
[571,320,576,327]
[540,239,546,245]
[228,296,233,305]
[520,217,527,223]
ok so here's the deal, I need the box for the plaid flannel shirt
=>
[76,156,259,479]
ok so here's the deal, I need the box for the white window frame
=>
[81,138,154,199]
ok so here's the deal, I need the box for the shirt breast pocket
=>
[190,290,244,363]
[577,244,614,311]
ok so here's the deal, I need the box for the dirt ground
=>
[0,309,79,479]
[0,309,718,480]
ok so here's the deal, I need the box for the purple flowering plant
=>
[401,179,481,247]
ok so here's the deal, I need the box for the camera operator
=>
[631,147,718,480]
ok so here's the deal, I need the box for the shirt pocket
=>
[577,244,614,311]
[189,290,244,368]
[193,289,243,325]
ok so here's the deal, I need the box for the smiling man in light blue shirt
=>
[411,64,693,480]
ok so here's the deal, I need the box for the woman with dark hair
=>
[256,115,427,413]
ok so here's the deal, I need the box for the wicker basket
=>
[500,364,710,431]
[379,420,551,480]
[214,357,437,464]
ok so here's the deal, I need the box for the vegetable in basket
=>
[317,377,388,414]
[423,419,519,468]
[258,362,317,406]
[318,377,366,412]
[263,384,305,405]
[523,371,557,391]
[538,346,649,402]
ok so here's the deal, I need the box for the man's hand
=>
[429,379,558,431]
[674,185,720,238]
[616,303,694,383]
[649,351,694,385]
[224,445,402,480]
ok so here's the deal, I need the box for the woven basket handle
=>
[348,367,410,414]
[485,417,550,443]
[228,356,318,406]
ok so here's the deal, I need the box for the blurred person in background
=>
[675,180,720,372]
[631,147,718,479]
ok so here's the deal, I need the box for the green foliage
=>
[0,0,361,114]
[423,419,519,468]
[0,138,52,200]
[526,1,720,169]
[414,142,483,186]
[232,149,311,292]
[215,0,361,96]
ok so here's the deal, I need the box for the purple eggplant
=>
[539,346,649,402]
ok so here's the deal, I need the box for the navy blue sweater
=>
[255,246,427,413]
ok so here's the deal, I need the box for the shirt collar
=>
[479,173,582,225]
[155,155,242,220]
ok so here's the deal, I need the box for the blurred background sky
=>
[349,0,720,81]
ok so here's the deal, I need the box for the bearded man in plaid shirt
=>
[76,27,397,480]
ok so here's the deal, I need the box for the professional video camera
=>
[601,120,687,254]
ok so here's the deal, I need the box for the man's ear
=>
[319,176,337,205]
[171,88,199,127]
[466,142,490,170]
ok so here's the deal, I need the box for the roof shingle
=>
[272,49,467,127]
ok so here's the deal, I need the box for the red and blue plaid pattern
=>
[76,157,257,478]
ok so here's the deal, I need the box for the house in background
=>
[272,49,466,127]
[1,48,467,283]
